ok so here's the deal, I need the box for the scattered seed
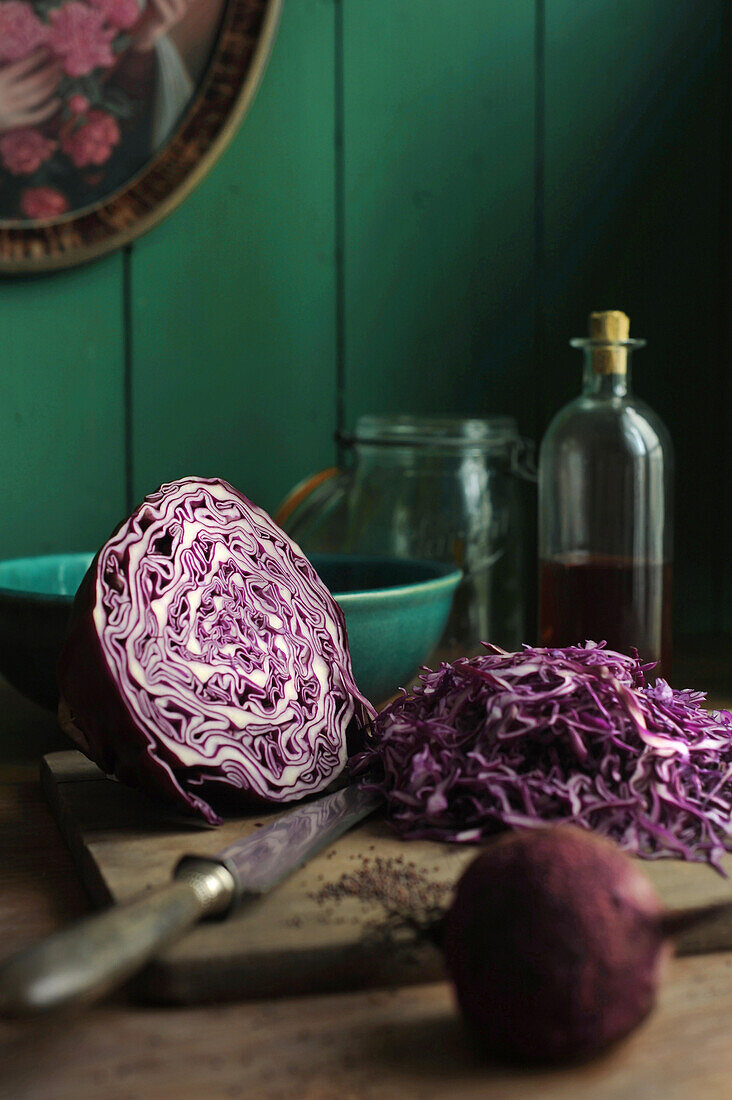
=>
[310,856,453,928]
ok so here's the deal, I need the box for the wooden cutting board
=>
[42,750,732,1006]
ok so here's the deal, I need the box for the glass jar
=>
[278,415,535,656]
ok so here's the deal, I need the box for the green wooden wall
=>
[1,0,729,635]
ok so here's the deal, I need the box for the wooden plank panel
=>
[130,0,337,515]
[341,1,537,430]
[724,0,731,634]
[40,749,732,1010]
[5,955,732,1100]
[0,255,126,558]
[41,751,471,1003]
[541,0,726,633]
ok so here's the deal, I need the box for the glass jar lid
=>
[340,415,521,453]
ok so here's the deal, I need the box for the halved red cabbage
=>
[58,477,374,824]
[352,643,732,872]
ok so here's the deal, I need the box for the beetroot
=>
[442,826,668,1063]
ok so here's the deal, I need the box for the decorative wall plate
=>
[0,0,281,273]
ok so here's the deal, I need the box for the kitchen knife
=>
[0,784,380,1017]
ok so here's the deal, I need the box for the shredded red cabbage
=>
[351,643,732,873]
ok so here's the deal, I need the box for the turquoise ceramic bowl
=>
[0,551,461,711]
[312,555,462,705]
[0,552,93,711]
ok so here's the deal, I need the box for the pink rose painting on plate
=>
[0,0,227,222]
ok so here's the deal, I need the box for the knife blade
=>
[0,785,380,1017]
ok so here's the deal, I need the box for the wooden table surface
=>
[1,641,731,1100]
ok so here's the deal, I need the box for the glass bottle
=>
[538,311,673,678]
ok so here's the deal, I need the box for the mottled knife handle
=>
[0,860,235,1017]
[0,785,380,1017]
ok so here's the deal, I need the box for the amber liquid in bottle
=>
[539,554,672,678]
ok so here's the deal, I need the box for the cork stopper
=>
[588,310,629,374]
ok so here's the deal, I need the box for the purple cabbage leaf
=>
[58,476,374,824]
